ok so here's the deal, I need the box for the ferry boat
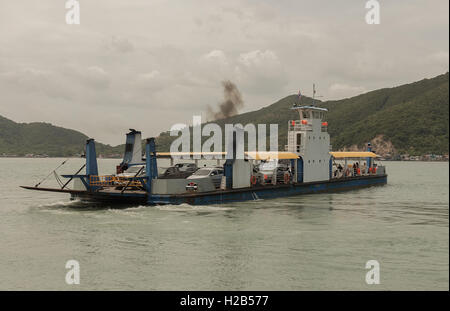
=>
[21,105,387,205]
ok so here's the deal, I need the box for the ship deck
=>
[22,174,387,205]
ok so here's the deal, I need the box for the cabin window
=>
[296,133,302,152]
[302,111,310,119]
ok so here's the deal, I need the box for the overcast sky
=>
[0,0,448,145]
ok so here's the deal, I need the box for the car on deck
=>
[186,167,224,188]
[174,163,198,173]
[254,159,290,185]
[117,164,146,178]
[159,166,194,179]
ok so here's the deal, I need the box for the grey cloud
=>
[109,36,134,53]
[60,64,110,90]
[0,67,73,100]
[0,0,448,144]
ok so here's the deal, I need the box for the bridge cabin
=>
[287,105,331,183]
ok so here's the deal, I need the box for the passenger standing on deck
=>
[337,164,343,178]
[352,163,357,176]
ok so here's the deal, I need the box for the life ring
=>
[283,172,290,184]
[250,175,257,185]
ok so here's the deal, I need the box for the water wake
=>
[156,203,235,212]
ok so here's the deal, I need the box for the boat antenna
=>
[312,83,323,106]
[295,89,302,107]
[312,84,316,106]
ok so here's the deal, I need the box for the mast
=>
[312,83,316,106]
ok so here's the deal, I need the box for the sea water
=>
[0,158,448,290]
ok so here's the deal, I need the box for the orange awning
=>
[330,151,379,158]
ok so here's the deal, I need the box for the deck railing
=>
[288,121,312,131]
[89,175,143,187]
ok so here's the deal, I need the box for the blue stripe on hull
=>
[148,175,387,205]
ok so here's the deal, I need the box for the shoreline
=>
[0,156,448,162]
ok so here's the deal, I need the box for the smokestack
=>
[207,80,244,120]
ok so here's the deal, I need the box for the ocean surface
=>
[0,158,448,290]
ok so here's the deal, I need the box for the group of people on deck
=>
[333,161,376,178]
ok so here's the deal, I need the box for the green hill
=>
[322,72,449,155]
[1,72,448,157]
[0,116,122,157]
[156,72,449,156]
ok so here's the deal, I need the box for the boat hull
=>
[66,174,387,205]
[149,174,387,205]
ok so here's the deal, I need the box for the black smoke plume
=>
[207,80,244,120]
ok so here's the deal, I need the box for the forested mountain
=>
[156,72,449,156]
[1,72,448,157]
[0,116,121,157]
